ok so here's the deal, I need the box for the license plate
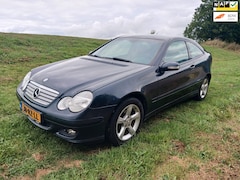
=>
[21,102,41,123]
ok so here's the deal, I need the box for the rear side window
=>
[187,42,204,58]
[163,41,189,63]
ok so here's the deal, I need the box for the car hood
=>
[31,56,149,94]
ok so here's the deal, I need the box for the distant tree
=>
[184,0,240,44]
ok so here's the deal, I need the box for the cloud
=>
[0,0,202,38]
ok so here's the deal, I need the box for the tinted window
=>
[163,41,189,63]
[91,37,163,65]
[97,39,131,58]
[187,42,204,58]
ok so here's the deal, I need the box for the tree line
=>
[184,0,240,44]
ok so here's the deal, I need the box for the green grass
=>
[0,33,239,180]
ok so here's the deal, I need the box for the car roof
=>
[118,34,178,40]
[117,34,195,43]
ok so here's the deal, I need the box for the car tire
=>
[195,77,209,101]
[108,98,144,146]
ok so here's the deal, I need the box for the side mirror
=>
[156,62,180,74]
[160,62,180,71]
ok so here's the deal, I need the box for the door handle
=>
[190,65,195,69]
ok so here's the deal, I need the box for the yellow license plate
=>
[21,103,41,123]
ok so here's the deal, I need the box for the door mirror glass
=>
[159,62,180,71]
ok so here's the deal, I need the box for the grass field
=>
[0,33,239,180]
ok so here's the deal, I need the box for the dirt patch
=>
[53,159,83,170]
[14,159,83,180]
[187,126,240,179]
[186,160,239,180]
[172,140,186,153]
[152,117,240,180]
[0,77,15,83]
[0,164,8,179]
[32,152,45,162]
[169,156,188,168]
[18,57,32,63]
[35,169,53,180]
[34,159,83,179]
[152,156,191,179]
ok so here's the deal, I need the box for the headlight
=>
[21,72,31,91]
[57,97,72,111]
[57,91,93,113]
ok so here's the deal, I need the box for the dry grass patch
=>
[14,159,83,180]
[187,117,240,180]
[203,39,240,52]
[152,116,240,180]
[0,77,15,84]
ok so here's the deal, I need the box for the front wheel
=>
[195,77,210,101]
[108,98,144,146]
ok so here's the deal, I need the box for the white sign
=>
[213,12,238,22]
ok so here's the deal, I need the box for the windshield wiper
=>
[89,55,132,63]
[112,57,132,63]
[89,54,101,58]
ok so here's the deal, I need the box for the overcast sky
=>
[0,0,202,39]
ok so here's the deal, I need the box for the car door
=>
[147,40,198,112]
[185,41,207,89]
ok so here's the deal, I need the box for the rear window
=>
[187,42,204,58]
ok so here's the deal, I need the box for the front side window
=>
[163,41,189,63]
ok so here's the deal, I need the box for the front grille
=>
[24,81,59,106]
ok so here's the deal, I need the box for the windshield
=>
[91,37,164,65]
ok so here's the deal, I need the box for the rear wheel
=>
[196,77,209,101]
[108,98,144,146]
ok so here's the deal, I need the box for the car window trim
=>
[162,40,191,64]
[186,41,205,59]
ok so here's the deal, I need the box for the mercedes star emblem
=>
[33,88,40,98]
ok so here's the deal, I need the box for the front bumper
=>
[16,88,116,144]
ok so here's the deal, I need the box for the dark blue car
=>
[17,35,212,146]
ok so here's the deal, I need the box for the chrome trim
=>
[24,81,59,106]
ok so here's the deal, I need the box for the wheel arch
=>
[117,92,147,115]
[105,92,147,135]
[207,73,211,82]
[106,92,147,145]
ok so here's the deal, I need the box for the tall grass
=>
[203,39,240,52]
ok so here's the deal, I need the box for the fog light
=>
[67,129,77,135]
